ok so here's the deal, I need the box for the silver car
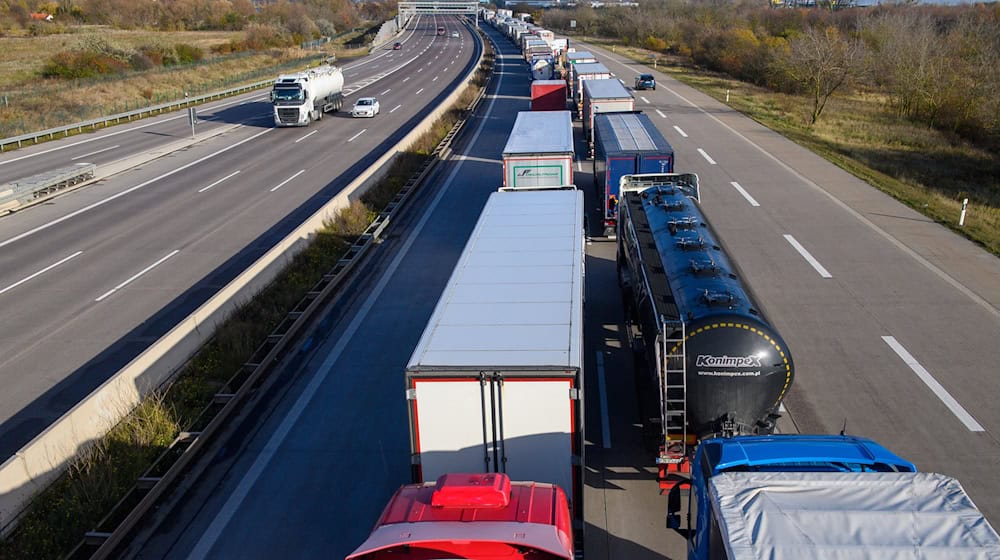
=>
[351,97,380,118]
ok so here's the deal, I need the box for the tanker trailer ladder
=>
[659,319,691,493]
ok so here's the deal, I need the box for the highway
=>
[0,15,480,458]
[117,18,1000,559]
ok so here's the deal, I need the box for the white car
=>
[351,97,380,118]
[450,31,459,38]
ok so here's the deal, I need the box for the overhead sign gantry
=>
[398,1,480,27]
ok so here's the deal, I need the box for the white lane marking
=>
[655,109,667,119]
[70,144,120,161]
[389,105,402,114]
[697,148,717,165]
[294,130,317,143]
[730,181,760,207]
[187,49,509,560]
[882,336,984,432]
[198,170,240,193]
[403,77,410,82]
[673,125,688,137]
[783,234,832,278]
[95,249,179,302]
[0,251,83,296]
[432,76,439,82]
[641,96,650,104]
[347,130,367,143]
[418,68,423,72]
[269,169,305,192]
[415,88,425,95]
[596,351,612,449]
[582,40,1000,320]
[380,89,391,95]
[0,128,272,250]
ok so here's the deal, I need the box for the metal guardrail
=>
[65,29,493,560]
[0,163,96,213]
[0,80,273,153]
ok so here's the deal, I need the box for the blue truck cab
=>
[673,435,917,560]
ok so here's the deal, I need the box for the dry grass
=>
[582,37,1000,255]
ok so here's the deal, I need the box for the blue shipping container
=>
[593,112,674,233]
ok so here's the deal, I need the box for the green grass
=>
[0,41,492,560]
[583,37,1000,256]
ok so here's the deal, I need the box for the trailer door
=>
[498,378,575,495]
[412,378,495,481]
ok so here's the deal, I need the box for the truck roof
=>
[347,474,573,560]
[502,111,574,155]
[406,189,584,372]
[572,62,610,75]
[702,435,917,474]
[710,471,1000,559]
[566,51,595,61]
[582,78,632,100]
[595,112,673,155]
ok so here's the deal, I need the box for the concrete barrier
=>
[0,40,485,535]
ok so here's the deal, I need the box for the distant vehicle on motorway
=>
[393,42,402,50]
[450,31,459,38]
[351,97,380,118]
[634,73,656,90]
[437,26,446,36]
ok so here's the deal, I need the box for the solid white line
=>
[415,88,425,95]
[697,148,717,165]
[198,170,240,193]
[673,125,687,137]
[641,96,650,104]
[596,351,612,449]
[269,169,305,192]
[347,130,367,143]
[294,130,317,143]
[882,336,984,431]
[187,50,509,560]
[0,251,83,296]
[783,234,832,278]
[380,89,391,95]
[389,105,402,114]
[70,144,120,161]
[730,181,760,207]
[95,249,179,302]
[655,109,667,119]
[0,128,272,250]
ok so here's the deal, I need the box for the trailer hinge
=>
[569,388,580,400]
[406,388,416,400]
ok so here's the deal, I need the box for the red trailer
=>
[346,473,574,560]
[530,80,567,112]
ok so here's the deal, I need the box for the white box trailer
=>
[502,111,575,189]
[582,78,635,146]
[707,471,1000,560]
[405,188,586,519]
[571,62,611,115]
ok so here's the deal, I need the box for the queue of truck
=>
[344,14,1000,560]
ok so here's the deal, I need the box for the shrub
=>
[41,50,128,79]
[174,43,204,64]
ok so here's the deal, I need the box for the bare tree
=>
[775,25,864,124]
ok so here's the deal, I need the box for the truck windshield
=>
[272,86,304,103]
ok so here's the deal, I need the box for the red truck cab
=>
[347,473,574,560]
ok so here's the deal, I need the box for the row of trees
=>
[539,1,999,144]
[2,0,395,37]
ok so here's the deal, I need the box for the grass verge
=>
[581,36,1000,256]
[0,39,493,560]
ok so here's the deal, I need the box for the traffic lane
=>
[583,242,682,560]
[0,34,481,454]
